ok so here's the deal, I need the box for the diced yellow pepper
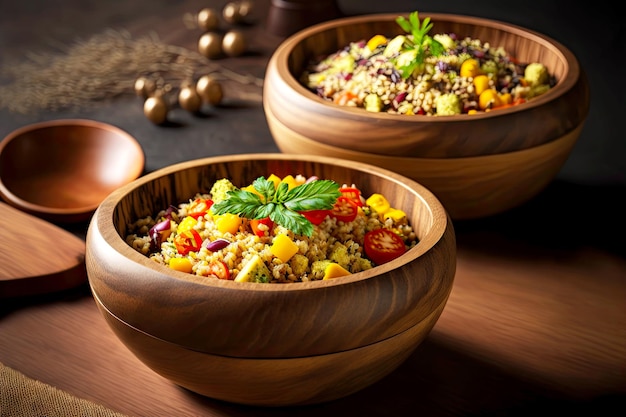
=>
[215,213,242,234]
[267,174,282,189]
[280,175,298,190]
[383,208,407,222]
[478,89,502,110]
[323,263,351,280]
[169,257,193,273]
[366,193,391,216]
[472,74,490,95]
[366,34,387,51]
[177,216,198,233]
[500,93,513,105]
[242,184,262,197]
[271,234,299,262]
[460,58,481,78]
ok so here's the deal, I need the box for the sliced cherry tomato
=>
[173,229,203,255]
[339,187,363,207]
[364,228,407,265]
[250,217,274,237]
[186,198,214,219]
[331,196,358,223]
[208,260,231,280]
[300,209,331,225]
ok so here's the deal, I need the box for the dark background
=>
[0,0,623,185]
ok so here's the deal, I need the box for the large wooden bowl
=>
[86,154,456,406]
[0,119,145,223]
[263,13,589,158]
[269,100,583,219]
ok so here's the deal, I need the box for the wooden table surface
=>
[1,0,624,416]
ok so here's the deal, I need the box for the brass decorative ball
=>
[198,32,223,59]
[144,95,168,125]
[196,75,223,106]
[222,30,246,57]
[197,8,219,32]
[222,2,242,24]
[178,86,202,113]
[134,77,156,98]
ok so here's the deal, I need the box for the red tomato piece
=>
[300,209,331,225]
[250,217,274,237]
[208,260,231,280]
[339,187,363,207]
[186,198,213,219]
[331,196,358,223]
[174,229,203,255]
[364,228,407,265]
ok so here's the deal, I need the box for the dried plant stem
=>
[0,29,264,115]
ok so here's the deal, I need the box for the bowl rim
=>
[92,153,450,291]
[0,118,145,220]
[270,12,581,123]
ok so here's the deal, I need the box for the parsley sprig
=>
[395,11,445,78]
[211,177,341,237]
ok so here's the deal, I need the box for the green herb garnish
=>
[211,177,341,237]
[395,11,445,78]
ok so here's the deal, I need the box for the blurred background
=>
[0,0,623,185]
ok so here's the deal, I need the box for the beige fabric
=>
[0,362,131,417]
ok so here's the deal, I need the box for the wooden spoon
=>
[0,202,86,298]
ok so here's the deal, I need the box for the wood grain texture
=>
[84,154,456,404]
[0,119,145,223]
[94,290,449,406]
[0,202,86,298]
[263,13,590,158]
[267,101,584,219]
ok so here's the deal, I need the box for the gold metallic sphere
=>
[144,96,168,125]
[197,8,219,32]
[198,32,223,59]
[178,86,202,113]
[222,30,246,57]
[196,75,223,106]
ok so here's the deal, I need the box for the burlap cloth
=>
[0,362,131,417]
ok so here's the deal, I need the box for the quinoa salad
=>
[302,11,555,116]
[126,174,418,283]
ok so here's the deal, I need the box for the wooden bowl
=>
[86,153,456,406]
[263,12,589,158]
[0,119,145,223]
[268,101,583,220]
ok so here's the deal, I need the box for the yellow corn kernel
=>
[177,216,198,233]
[366,193,391,216]
[271,234,299,263]
[366,34,387,51]
[323,263,351,280]
[478,89,502,110]
[468,109,478,115]
[383,208,407,222]
[460,58,481,78]
[169,257,193,273]
[472,74,490,95]
[215,213,242,234]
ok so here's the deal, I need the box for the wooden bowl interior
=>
[0,119,144,222]
[88,154,455,358]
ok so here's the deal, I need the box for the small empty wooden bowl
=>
[86,153,456,406]
[0,119,145,223]
[264,12,589,158]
